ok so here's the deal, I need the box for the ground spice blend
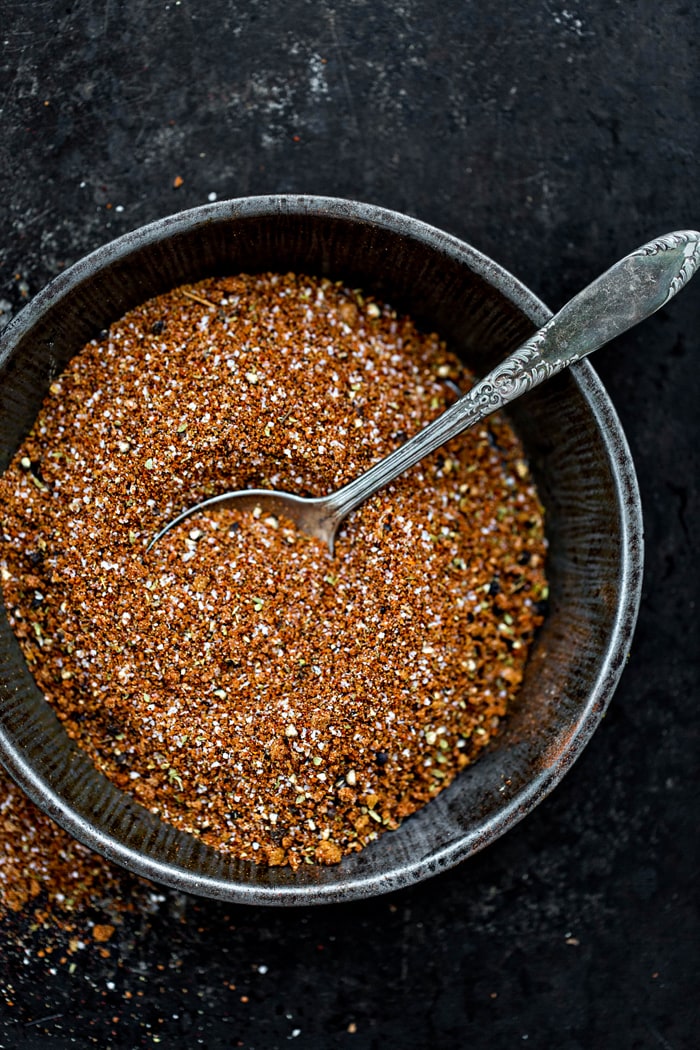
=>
[0,765,151,947]
[0,273,547,869]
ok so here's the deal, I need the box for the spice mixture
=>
[0,765,151,947]
[0,273,547,869]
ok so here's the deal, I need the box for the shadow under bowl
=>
[0,196,643,905]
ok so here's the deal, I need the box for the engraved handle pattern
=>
[471,335,557,410]
[636,230,700,306]
[463,229,700,410]
[327,230,700,526]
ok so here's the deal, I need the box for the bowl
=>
[0,196,643,904]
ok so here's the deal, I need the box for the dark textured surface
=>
[0,2,698,1047]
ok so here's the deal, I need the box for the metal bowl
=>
[0,196,643,904]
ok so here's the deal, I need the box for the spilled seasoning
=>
[0,765,153,950]
[0,272,548,869]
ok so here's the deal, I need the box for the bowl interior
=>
[0,197,642,904]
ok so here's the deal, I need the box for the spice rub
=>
[0,273,547,868]
[0,765,148,940]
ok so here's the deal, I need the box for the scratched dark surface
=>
[0,2,698,1048]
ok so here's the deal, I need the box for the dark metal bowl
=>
[0,196,643,904]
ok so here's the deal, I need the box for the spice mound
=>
[0,273,547,869]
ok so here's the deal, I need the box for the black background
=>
[0,2,698,1047]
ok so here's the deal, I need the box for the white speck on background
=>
[308,53,329,98]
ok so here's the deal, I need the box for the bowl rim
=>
[0,195,644,904]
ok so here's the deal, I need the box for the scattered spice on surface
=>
[0,272,547,869]
[0,766,151,944]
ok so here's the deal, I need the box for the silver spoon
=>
[148,230,700,555]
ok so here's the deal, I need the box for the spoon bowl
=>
[150,488,342,553]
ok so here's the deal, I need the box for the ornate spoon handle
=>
[328,230,700,525]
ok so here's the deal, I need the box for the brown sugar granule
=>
[0,272,548,869]
[92,923,116,942]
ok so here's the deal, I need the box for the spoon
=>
[148,230,700,555]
